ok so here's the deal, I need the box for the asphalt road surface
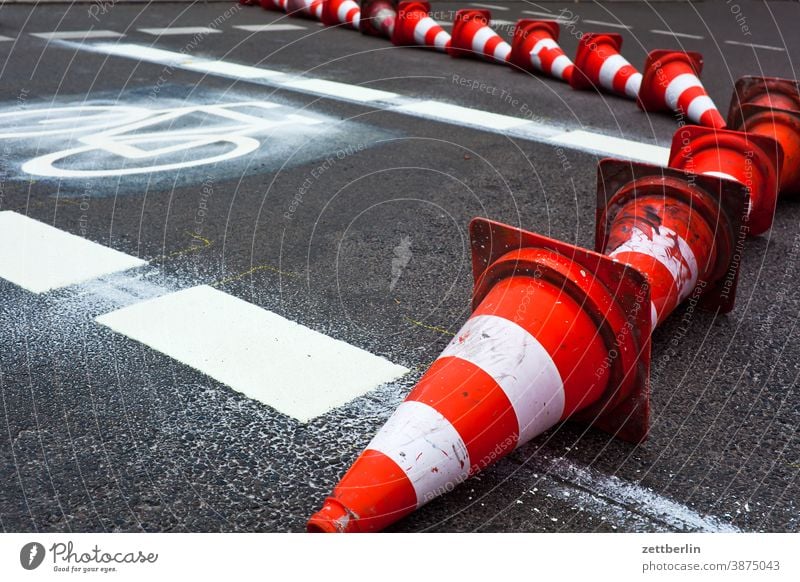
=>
[0,0,798,533]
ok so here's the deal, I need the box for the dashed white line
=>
[71,41,671,165]
[0,35,15,42]
[724,39,785,52]
[583,19,632,30]
[471,2,508,10]
[649,29,704,40]
[234,24,307,32]
[138,27,222,36]
[0,211,146,294]
[95,285,409,423]
[522,10,560,20]
[31,30,123,40]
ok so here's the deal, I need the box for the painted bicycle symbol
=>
[0,101,323,178]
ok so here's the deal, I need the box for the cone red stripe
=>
[434,314,565,446]
[365,400,470,507]
[338,0,361,27]
[260,0,287,10]
[598,54,642,97]
[414,16,451,51]
[406,356,521,475]
[530,38,574,80]
[471,25,512,62]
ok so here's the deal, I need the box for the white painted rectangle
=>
[279,78,399,103]
[471,3,508,10]
[584,19,632,30]
[31,30,123,40]
[183,60,286,79]
[548,131,670,165]
[95,285,409,422]
[0,211,146,294]
[649,29,704,40]
[234,24,307,32]
[394,100,532,131]
[138,27,222,36]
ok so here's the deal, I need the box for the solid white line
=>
[649,29,704,40]
[584,19,632,30]
[234,24,307,32]
[31,30,123,40]
[95,285,409,423]
[724,39,785,52]
[138,27,222,36]
[71,42,672,164]
[183,60,287,79]
[0,211,146,294]
[471,2,508,10]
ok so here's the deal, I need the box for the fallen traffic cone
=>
[359,0,396,38]
[727,75,800,128]
[260,0,288,10]
[286,0,323,20]
[391,1,451,52]
[727,76,800,196]
[321,0,360,28]
[637,50,726,128]
[509,20,574,83]
[570,32,642,100]
[597,160,747,326]
[448,9,511,64]
[668,125,782,236]
[307,161,748,533]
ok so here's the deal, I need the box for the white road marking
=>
[649,29,704,40]
[183,60,287,79]
[31,30,123,40]
[583,19,632,30]
[724,39,785,52]
[138,27,222,36]
[522,10,560,20]
[70,42,672,164]
[95,285,409,423]
[471,2,508,10]
[0,35,15,42]
[234,24,307,32]
[0,211,146,294]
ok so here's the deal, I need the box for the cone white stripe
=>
[650,301,659,329]
[438,314,565,447]
[598,54,629,90]
[529,37,557,69]
[367,400,470,507]
[625,72,643,98]
[664,73,703,109]
[493,41,511,62]
[550,54,572,79]
[609,225,699,302]
[413,16,437,43]
[337,1,357,21]
[471,26,496,56]
[687,95,718,123]
[702,170,739,182]
[433,30,451,51]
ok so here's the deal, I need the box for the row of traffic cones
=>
[241,1,726,128]
[307,75,800,532]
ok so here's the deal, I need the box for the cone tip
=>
[307,499,359,533]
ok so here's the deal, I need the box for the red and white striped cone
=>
[570,32,642,100]
[260,0,288,10]
[286,0,323,20]
[391,1,451,52]
[596,160,747,328]
[668,125,782,236]
[448,9,511,64]
[321,0,360,28]
[509,20,574,83]
[727,76,800,196]
[308,217,652,533]
[359,0,396,38]
[637,50,726,129]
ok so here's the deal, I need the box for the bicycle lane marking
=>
[68,41,670,166]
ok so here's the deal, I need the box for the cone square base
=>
[596,159,749,314]
[728,76,800,128]
[469,217,651,443]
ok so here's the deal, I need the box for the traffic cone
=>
[509,20,574,83]
[307,160,748,533]
[597,160,748,326]
[321,0,361,28]
[448,9,512,64]
[668,125,782,236]
[260,0,287,10]
[359,0,396,38]
[570,32,642,100]
[391,1,451,52]
[637,50,726,129]
[286,0,324,20]
[727,75,800,128]
[727,76,800,196]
